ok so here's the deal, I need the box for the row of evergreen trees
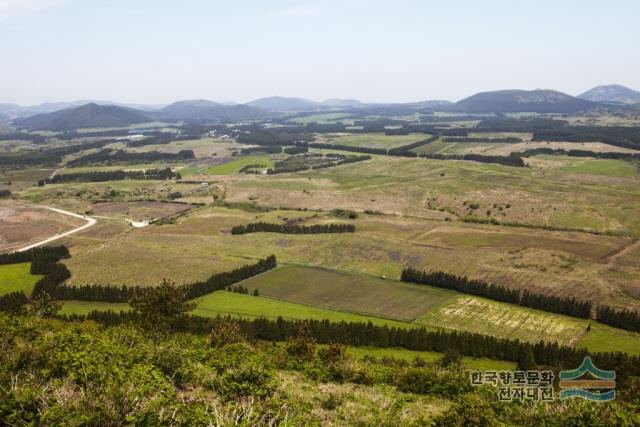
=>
[50,255,277,302]
[596,306,640,333]
[41,168,178,184]
[401,268,592,318]
[0,245,69,266]
[401,268,521,304]
[231,222,355,235]
[67,149,194,166]
[419,153,526,167]
[519,147,639,160]
[303,142,526,167]
[61,312,640,381]
[0,246,71,312]
[442,137,522,143]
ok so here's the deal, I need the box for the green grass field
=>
[560,159,637,177]
[60,300,131,315]
[60,291,415,329]
[193,291,414,328]
[344,346,516,370]
[0,263,43,297]
[576,323,640,355]
[238,265,457,322]
[182,155,276,175]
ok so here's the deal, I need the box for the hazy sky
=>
[1,0,639,105]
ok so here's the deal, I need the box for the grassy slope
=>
[193,291,415,328]
[0,263,42,296]
[238,265,458,322]
[344,346,516,370]
[416,296,589,346]
[576,323,640,355]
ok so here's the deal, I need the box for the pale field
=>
[413,140,639,156]
[316,132,429,149]
[0,202,85,252]
[126,137,241,158]
[416,296,589,346]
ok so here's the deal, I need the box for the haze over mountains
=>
[578,84,640,104]
[13,103,152,131]
[5,85,639,131]
[447,90,599,113]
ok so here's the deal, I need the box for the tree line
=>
[401,268,592,318]
[48,255,277,302]
[518,147,640,160]
[231,222,355,235]
[40,168,178,185]
[0,132,46,144]
[126,134,198,148]
[387,136,438,157]
[0,139,116,167]
[0,246,71,313]
[302,141,526,167]
[533,126,640,151]
[442,137,522,143]
[67,149,194,166]
[0,245,69,266]
[596,306,640,333]
[61,312,640,382]
[419,153,526,167]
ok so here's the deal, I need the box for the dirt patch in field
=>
[91,201,196,220]
[0,204,85,252]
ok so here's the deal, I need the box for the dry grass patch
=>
[417,296,588,346]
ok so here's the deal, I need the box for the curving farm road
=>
[16,206,96,252]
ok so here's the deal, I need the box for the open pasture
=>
[236,265,458,322]
[0,168,55,192]
[0,203,85,252]
[56,203,640,310]
[221,154,640,237]
[415,225,629,262]
[182,154,276,175]
[91,200,197,220]
[0,263,42,296]
[127,137,240,158]
[193,291,414,328]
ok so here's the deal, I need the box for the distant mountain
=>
[578,84,640,104]
[247,96,319,111]
[448,89,600,113]
[151,100,270,122]
[14,103,151,131]
[320,98,363,107]
[402,100,453,109]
